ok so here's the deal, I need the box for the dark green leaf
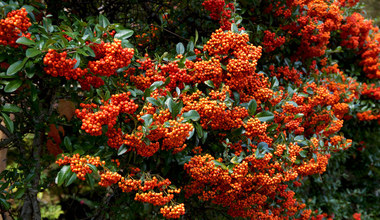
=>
[213,160,227,169]
[299,150,307,158]
[255,111,274,122]
[13,188,25,199]
[194,122,204,138]
[65,172,77,186]
[63,136,72,152]
[146,97,160,106]
[26,48,42,58]
[99,15,110,28]
[182,110,200,121]
[0,198,10,210]
[114,29,134,40]
[255,142,271,159]
[150,81,164,91]
[16,37,35,46]
[248,99,257,115]
[6,60,23,76]
[204,80,215,88]
[267,123,278,132]
[87,164,98,173]
[1,113,14,133]
[118,144,128,156]
[141,114,153,127]
[1,104,21,113]
[4,80,22,93]
[55,165,70,186]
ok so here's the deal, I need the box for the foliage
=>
[0,0,378,219]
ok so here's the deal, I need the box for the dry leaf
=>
[47,124,64,156]
[57,99,76,121]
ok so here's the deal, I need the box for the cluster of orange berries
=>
[269,65,302,86]
[244,118,272,145]
[118,175,184,218]
[43,49,104,90]
[98,170,122,187]
[43,50,87,79]
[202,0,235,30]
[357,110,380,122]
[135,25,159,47]
[182,97,247,130]
[43,38,134,90]
[134,192,174,206]
[262,30,286,53]
[361,83,380,100]
[0,8,31,48]
[88,39,134,77]
[160,204,185,219]
[56,154,104,180]
[339,12,380,79]
[56,155,184,218]
[76,92,138,136]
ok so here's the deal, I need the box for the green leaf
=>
[248,99,257,115]
[267,123,278,132]
[287,101,298,107]
[294,113,304,119]
[255,111,274,122]
[176,42,185,54]
[114,29,134,40]
[55,165,70,186]
[87,164,98,173]
[204,80,215,88]
[118,144,127,156]
[146,97,160,106]
[13,188,25,199]
[187,41,194,51]
[255,142,271,159]
[212,160,227,170]
[230,156,243,164]
[1,113,14,133]
[6,61,23,76]
[4,79,22,93]
[43,17,54,33]
[63,136,72,152]
[299,150,307,158]
[16,37,35,46]
[1,104,21,113]
[25,48,42,58]
[65,172,77,186]
[86,173,95,189]
[231,23,239,33]
[99,15,110,28]
[182,110,200,121]
[194,122,204,138]
[166,98,182,119]
[150,81,164,91]
[141,114,153,127]
[0,198,10,210]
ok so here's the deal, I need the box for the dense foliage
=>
[0,0,378,219]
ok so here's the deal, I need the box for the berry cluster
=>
[56,154,104,180]
[88,39,134,77]
[0,8,31,48]
[160,204,185,219]
[76,92,139,136]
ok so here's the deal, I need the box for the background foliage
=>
[0,0,379,219]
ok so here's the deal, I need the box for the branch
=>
[0,137,15,149]
[0,123,11,138]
